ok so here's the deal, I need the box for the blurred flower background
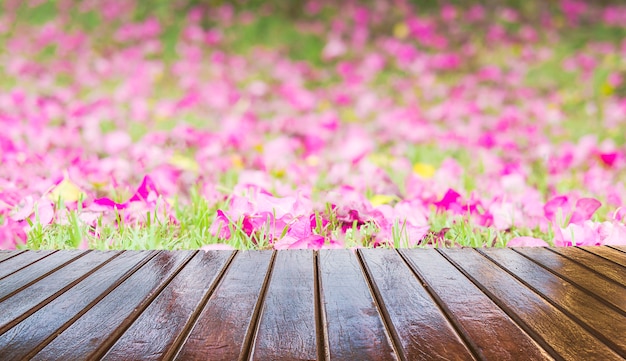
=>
[1,0,626,249]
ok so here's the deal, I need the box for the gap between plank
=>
[355,249,406,361]
[436,248,565,361]
[313,250,330,361]
[164,249,239,361]
[511,248,626,317]
[90,251,200,359]
[239,250,277,361]
[396,249,484,361]
[23,250,160,359]
[607,246,626,254]
[576,247,626,268]
[0,250,26,264]
[477,249,626,358]
[0,250,59,281]
[0,250,92,303]
[545,248,624,285]
[0,251,125,335]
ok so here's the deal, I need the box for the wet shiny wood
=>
[549,247,626,287]
[173,250,272,361]
[104,250,234,361]
[0,251,155,360]
[0,250,55,279]
[580,246,626,267]
[442,248,624,360]
[359,248,476,360]
[319,250,396,361]
[0,247,624,360]
[515,247,626,313]
[251,250,318,361]
[401,248,552,360]
[31,251,194,361]
[480,248,626,357]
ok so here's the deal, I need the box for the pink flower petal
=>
[568,198,601,224]
[507,236,549,247]
[200,243,236,251]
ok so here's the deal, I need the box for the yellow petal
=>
[393,22,409,40]
[413,163,436,179]
[231,155,244,169]
[601,83,614,96]
[48,174,84,203]
[169,153,199,172]
[369,194,396,207]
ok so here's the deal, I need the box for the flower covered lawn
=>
[1,0,626,250]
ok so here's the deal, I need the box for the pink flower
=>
[507,236,550,247]
[274,216,325,250]
[0,218,27,250]
[200,243,236,251]
[88,176,176,225]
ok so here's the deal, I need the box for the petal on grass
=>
[507,236,549,247]
[568,197,601,224]
[200,243,236,251]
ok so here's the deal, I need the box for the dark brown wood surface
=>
[400,248,552,360]
[549,247,626,287]
[580,246,626,267]
[318,249,396,361]
[0,247,624,360]
[251,250,318,361]
[441,248,624,360]
[173,250,272,361]
[359,248,476,360]
[515,247,626,313]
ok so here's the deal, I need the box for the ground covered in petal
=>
[1,0,626,249]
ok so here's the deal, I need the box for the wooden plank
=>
[0,250,24,263]
[102,250,233,360]
[359,248,475,361]
[29,251,195,361]
[609,246,626,252]
[549,247,626,287]
[250,250,319,361]
[579,246,626,268]
[515,247,626,313]
[173,251,273,361]
[441,248,624,360]
[319,250,397,361]
[480,248,626,356]
[0,250,56,279]
[0,251,119,334]
[400,249,552,360]
[0,251,155,360]
[0,250,87,301]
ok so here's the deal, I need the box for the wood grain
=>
[0,250,56,279]
[102,250,234,361]
[319,249,397,361]
[579,246,626,268]
[174,250,273,361]
[0,251,119,334]
[0,251,155,360]
[480,247,626,356]
[515,247,626,313]
[30,251,195,361]
[549,247,626,287]
[441,248,624,360]
[0,250,24,263]
[401,248,552,360]
[251,250,318,361]
[0,250,87,301]
[359,248,475,361]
